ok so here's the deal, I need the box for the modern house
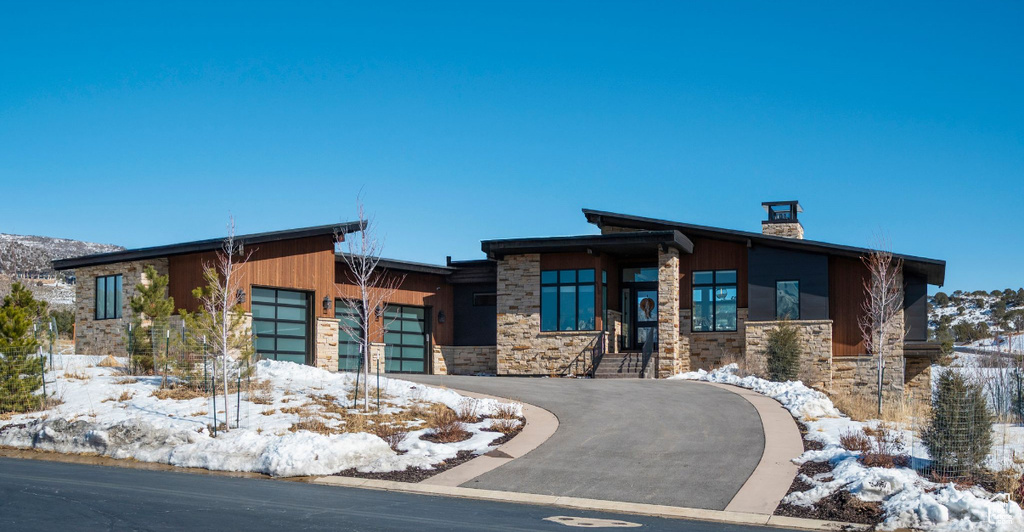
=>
[53,201,945,404]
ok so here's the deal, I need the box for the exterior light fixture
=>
[437,311,446,324]
[236,288,246,304]
[375,305,383,318]
[322,296,332,312]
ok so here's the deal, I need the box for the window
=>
[94,274,122,320]
[776,280,800,320]
[540,269,596,331]
[252,287,310,364]
[692,270,737,332]
[335,299,362,371]
[473,293,497,306]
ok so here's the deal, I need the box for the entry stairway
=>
[592,352,653,379]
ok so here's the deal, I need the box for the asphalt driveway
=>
[403,375,764,511]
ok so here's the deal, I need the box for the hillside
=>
[929,288,1024,347]
[0,233,123,275]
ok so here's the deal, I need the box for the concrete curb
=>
[698,381,805,515]
[310,475,868,531]
[417,389,559,487]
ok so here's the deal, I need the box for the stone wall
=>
[496,254,603,375]
[683,308,748,371]
[745,320,833,391]
[607,309,622,354]
[431,344,447,375]
[761,221,804,239]
[439,346,498,375]
[832,298,906,406]
[314,318,339,371]
[904,355,932,408]
[74,259,169,355]
[656,247,684,377]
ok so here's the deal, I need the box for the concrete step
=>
[593,353,649,378]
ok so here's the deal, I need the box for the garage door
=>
[383,305,428,374]
[252,287,310,365]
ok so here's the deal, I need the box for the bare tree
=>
[859,240,907,416]
[182,217,255,430]
[336,202,404,411]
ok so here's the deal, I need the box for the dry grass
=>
[62,372,89,380]
[261,409,276,416]
[247,379,274,405]
[113,377,137,385]
[830,392,917,423]
[151,386,206,401]
[103,390,134,403]
[455,399,481,423]
[190,410,208,417]
[491,402,521,420]
[280,405,310,416]
[346,385,392,403]
[426,404,469,443]
[993,454,1024,503]
[370,422,408,452]
[289,417,336,436]
[840,429,872,453]
[487,417,520,435]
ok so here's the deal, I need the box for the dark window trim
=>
[94,274,122,320]
[775,279,801,320]
[691,269,738,333]
[540,268,597,332]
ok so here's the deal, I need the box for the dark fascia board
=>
[481,230,693,258]
[336,253,454,276]
[582,208,946,286]
[52,221,365,271]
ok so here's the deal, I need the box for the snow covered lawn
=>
[0,355,522,478]
[671,365,1024,532]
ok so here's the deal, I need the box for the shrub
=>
[839,430,872,453]
[766,321,801,382]
[427,404,469,443]
[922,370,994,478]
[370,423,407,452]
[861,422,906,468]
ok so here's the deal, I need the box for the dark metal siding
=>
[453,282,497,346]
[748,246,829,321]
[904,272,928,342]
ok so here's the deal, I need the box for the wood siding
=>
[335,269,454,347]
[168,235,337,321]
[829,255,869,357]
[678,237,749,309]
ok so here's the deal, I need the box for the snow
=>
[0,355,521,478]
[673,364,1024,531]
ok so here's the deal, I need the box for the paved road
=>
[0,457,798,531]
[404,376,764,510]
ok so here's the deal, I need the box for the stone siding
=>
[745,320,833,391]
[496,254,603,375]
[831,298,906,406]
[683,308,748,371]
[656,248,684,377]
[761,221,804,239]
[74,259,169,355]
[439,346,498,375]
[314,318,339,371]
[606,309,622,354]
[904,355,932,408]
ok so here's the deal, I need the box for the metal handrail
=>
[588,333,606,378]
[558,332,605,377]
[639,334,655,378]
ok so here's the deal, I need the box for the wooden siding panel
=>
[335,269,454,347]
[829,255,869,357]
[168,236,336,323]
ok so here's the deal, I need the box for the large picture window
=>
[692,270,737,332]
[94,274,122,320]
[541,269,596,331]
[776,280,800,320]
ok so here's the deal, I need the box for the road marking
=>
[543,515,642,528]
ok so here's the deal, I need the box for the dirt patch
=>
[334,426,521,482]
[776,490,882,526]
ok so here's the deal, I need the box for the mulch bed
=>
[333,424,522,483]
[773,421,883,526]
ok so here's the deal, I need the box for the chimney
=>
[761,201,804,239]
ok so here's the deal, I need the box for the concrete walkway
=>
[404,375,767,511]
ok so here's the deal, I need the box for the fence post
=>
[48,319,54,367]
[236,369,241,429]
[39,351,46,407]
[376,359,380,413]
[352,345,362,409]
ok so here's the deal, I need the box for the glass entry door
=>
[635,289,658,350]
[620,266,659,351]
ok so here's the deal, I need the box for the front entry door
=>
[634,289,658,350]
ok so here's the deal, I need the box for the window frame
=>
[775,280,801,320]
[540,268,597,332]
[691,269,738,333]
[94,274,123,320]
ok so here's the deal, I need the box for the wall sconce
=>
[437,311,446,324]
[322,296,332,312]
[236,289,246,304]
[375,305,383,318]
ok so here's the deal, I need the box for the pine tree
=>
[127,265,175,374]
[6,282,48,323]
[922,370,993,477]
[766,320,802,382]
[0,286,43,413]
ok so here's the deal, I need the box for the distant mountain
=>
[929,288,1024,342]
[0,233,123,275]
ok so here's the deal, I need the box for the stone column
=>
[314,318,339,371]
[657,247,683,377]
[369,342,386,373]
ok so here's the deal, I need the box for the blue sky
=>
[1,2,1021,293]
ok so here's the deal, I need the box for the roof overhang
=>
[583,208,946,286]
[335,254,454,276]
[53,221,365,271]
[481,230,693,259]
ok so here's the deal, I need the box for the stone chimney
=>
[761,201,804,239]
